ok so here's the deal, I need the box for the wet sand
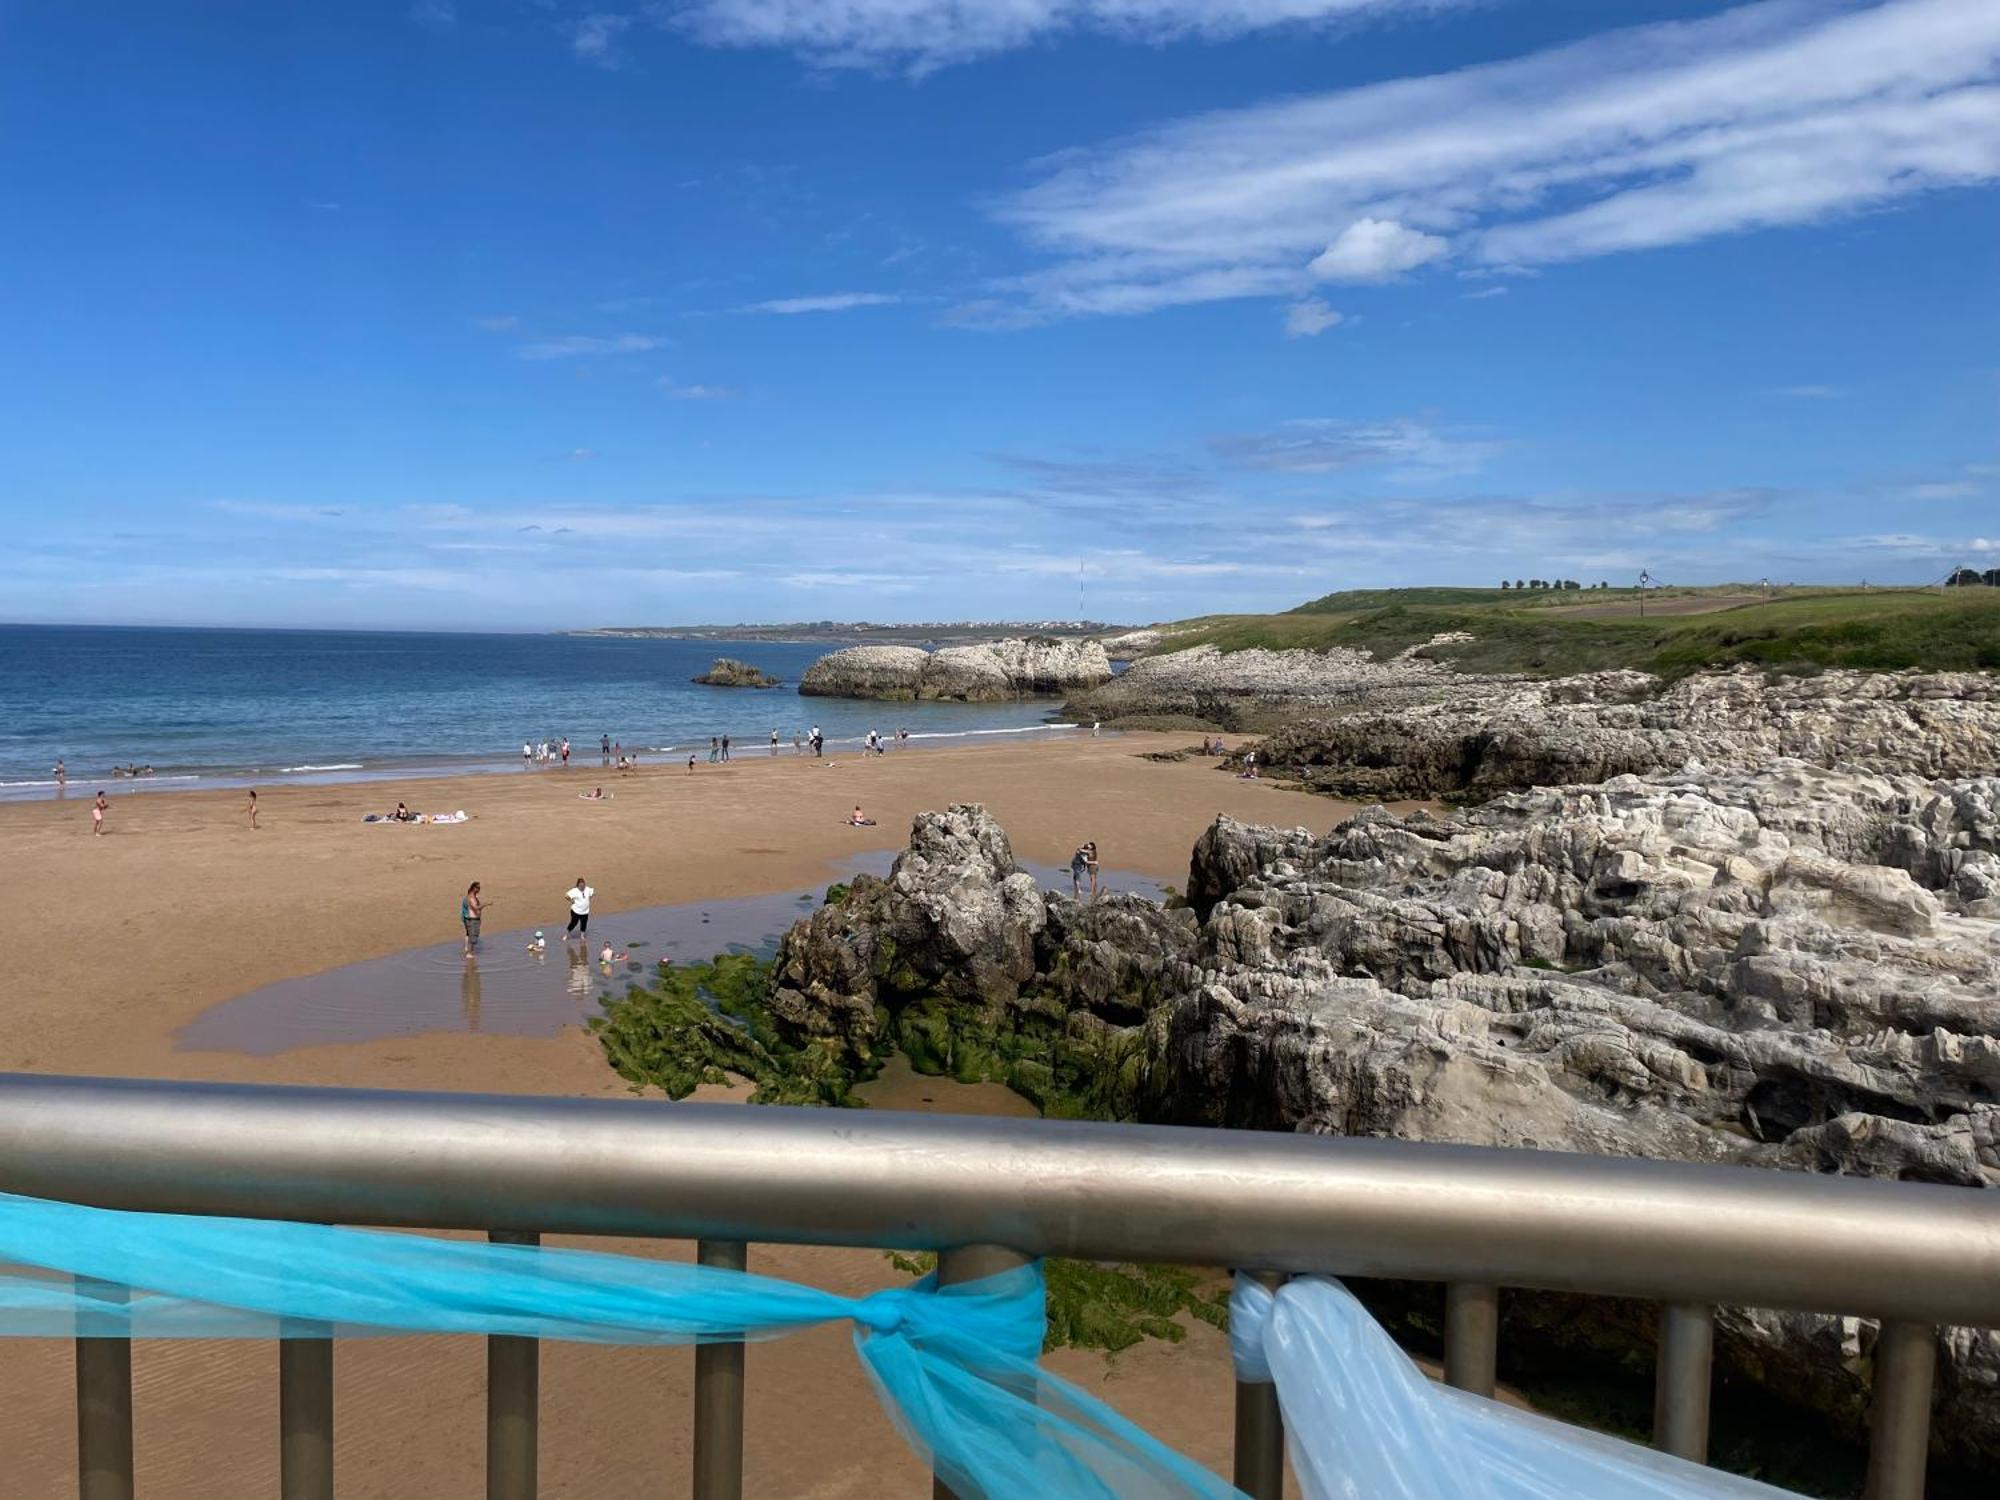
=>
[1,734,1341,1497]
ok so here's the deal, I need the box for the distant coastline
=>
[567,620,1125,646]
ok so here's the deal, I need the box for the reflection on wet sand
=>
[178,854,1164,1058]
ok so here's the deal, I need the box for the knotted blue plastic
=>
[0,1191,1240,1500]
[1230,1275,1802,1500]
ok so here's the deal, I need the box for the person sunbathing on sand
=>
[391,801,417,822]
[579,787,606,800]
[847,806,876,826]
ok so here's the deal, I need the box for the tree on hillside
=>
[1500,579,1512,589]
[1947,568,1984,587]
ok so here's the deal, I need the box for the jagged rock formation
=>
[692,657,781,688]
[800,637,1112,702]
[766,783,2000,1465]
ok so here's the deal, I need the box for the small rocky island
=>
[692,657,781,688]
[799,635,1112,702]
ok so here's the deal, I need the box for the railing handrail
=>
[0,1072,1995,1330]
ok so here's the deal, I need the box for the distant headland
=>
[566,620,1125,645]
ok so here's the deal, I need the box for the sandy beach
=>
[1,732,1348,1497]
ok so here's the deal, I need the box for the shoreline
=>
[0,717,1088,803]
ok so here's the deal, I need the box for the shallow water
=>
[178,855,1166,1056]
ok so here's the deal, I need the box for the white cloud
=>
[567,13,633,65]
[514,333,662,360]
[989,0,2000,318]
[1283,298,1344,337]
[666,0,1469,74]
[1903,481,1981,500]
[1309,218,1448,282]
[1210,417,1500,481]
[1463,285,1508,300]
[471,314,520,333]
[662,380,737,399]
[410,0,455,31]
[742,292,900,314]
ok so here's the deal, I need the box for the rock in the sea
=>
[766,779,2000,1466]
[691,657,781,688]
[799,636,1112,702]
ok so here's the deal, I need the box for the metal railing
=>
[0,1074,1994,1500]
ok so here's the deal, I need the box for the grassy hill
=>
[1146,586,2000,677]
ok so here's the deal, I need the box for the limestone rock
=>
[800,637,1112,702]
[691,657,781,688]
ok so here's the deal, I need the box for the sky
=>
[1,0,1996,630]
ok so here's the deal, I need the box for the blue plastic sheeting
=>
[0,1191,1240,1500]
[1230,1276,1803,1500]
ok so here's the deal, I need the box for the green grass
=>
[1154,587,2000,678]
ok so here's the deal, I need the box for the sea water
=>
[0,625,1080,798]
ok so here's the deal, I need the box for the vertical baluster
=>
[1232,1272,1286,1500]
[932,1246,1033,1500]
[75,1277,134,1500]
[1865,1321,1936,1500]
[1652,1303,1713,1463]
[691,1240,747,1500]
[1443,1283,1499,1399]
[488,1229,541,1500]
[279,1337,335,1500]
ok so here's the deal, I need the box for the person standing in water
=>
[53,759,65,793]
[91,790,107,835]
[564,876,593,939]
[601,733,611,766]
[771,729,780,755]
[245,788,259,830]
[721,733,731,762]
[461,881,484,956]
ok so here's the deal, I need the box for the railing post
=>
[1865,1321,1935,1500]
[75,1278,134,1500]
[932,1245,1033,1500]
[279,1337,334,1500]
[1232,1271,1285,1500]
[488,1229,541,1500]
[1443,1282,1499,1398]
[692,1239,747,1500]
[1652,1303,1713,1462]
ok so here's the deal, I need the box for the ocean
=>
[0,625,1078,799]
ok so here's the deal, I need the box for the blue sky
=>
[1,0,1996,630]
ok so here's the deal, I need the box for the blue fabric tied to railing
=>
[0,1191,1241,1500]
[1229,1274,1803,1500]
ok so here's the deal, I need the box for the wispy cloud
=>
[567,13,633,66]
[471,314,520,333]
[514,333,663,360]
[1210,418,1501,482]
[982,0,2000,321]
[661,380,737,399]
[208,500,348,522]
[741,292,900,315]
[1283,298,1343,338]
[664,0,1468,74]
[1903,480,1982,500]
[409,0,455,32]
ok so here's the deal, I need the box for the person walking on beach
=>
[721,733,731,763]
[91,790,107,836]
[771,729,780,755]
[53,759,65,792]
[564,876,594,940]
[810,726,823,758]
[601,733,611,766]
[245,788,259,830]
[560,738,571,768]
[708,736,719,764]
[522,741,533,768]
[461,881,484,956]
[1070,841,1099,902]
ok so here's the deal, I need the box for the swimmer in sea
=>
[847,805,876,827]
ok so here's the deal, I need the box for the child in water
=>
[598,942,628,965]
[526,931,546,954]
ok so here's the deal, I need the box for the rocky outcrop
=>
[692,657,781,688]
[767,782,2000,1465]
[800,637,1112,702]
[1254,665,1997,800]
[1066,641,1481,728]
